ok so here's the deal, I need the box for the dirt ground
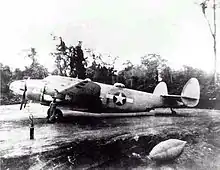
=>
[0,104,220,169]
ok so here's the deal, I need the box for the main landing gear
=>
[47,100,63,123]
[170,108,177,115]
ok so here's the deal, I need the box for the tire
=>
[54,108,63,121]
[47,108,63,123]
[47,108,51,119]
[146,108,152,112]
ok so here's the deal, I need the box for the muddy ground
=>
[0,104,220,169]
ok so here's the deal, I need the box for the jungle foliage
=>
[0,48,48,104]
[1,38,220,108]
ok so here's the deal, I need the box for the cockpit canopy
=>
[113,83,125,88]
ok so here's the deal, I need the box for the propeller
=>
[53,89,59,102]
[40,85,46,102]
[20,81,27,110]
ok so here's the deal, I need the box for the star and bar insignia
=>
[106,92,133,106]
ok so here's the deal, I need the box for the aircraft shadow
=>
[153,113,193,117]
[60,115,108,127]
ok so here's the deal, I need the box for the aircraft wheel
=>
[172,110,177,115]
[146,108,152,112]
[47,108,51,119]
[47,108,63,123]
[54,109,63,121]
[171,108,177,115]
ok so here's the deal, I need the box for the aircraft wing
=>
[57,80,101,97]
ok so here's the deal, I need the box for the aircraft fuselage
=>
[10,75,165,112]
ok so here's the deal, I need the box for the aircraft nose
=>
[9,81,16,92]
[9,80,25,95]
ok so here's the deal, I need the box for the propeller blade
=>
[20,81,27,110]
[20,93,25,110]
[54,89,59,98]
[40,85,46,102]
[20,102,23,110]
[24,100,27,108]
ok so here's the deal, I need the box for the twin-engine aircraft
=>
[9,75,200,123]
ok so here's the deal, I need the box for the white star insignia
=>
[115,93,126,105]
[106,93,134,105]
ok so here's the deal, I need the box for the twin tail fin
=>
[153,78,200,107]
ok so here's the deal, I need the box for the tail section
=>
[153,82,168,95]
[181,78,200,107]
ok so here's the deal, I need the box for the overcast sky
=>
[0,0,219,72]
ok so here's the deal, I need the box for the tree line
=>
[1,37,220,108]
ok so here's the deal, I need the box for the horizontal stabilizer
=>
[161,78,200,108]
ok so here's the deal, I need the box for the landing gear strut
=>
[170,108,177,115]
[47,100,63,123]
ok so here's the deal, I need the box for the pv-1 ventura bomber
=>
[9,75,200,123]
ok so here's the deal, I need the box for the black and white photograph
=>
[0,0,220,169]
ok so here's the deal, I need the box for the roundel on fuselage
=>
[113,92,126,106]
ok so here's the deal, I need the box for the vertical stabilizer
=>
[181,78,200,107]
[153,82,168,95]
